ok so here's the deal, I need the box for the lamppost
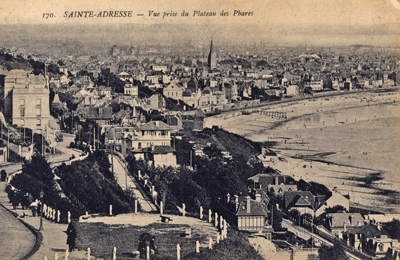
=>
[39,189,44,231]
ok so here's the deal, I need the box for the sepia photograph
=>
[0,0,400,259]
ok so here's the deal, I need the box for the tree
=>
[255,60,268,68]
[325,205,347,214]
[384,219,400,240]
[318,240,348,260]
[10,154,59,205]
[271,203,282,231]
[203,144,223,160]
[92,150,113,179]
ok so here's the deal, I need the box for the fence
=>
[45,234,225,260]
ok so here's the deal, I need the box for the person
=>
[21,193,30,210]
[150,236,157,255]
[11,191,19,209]
[66,221,77,252]
[36,201,42,217]
[138,239,146,259]
[30,200,38,217]
[0,170,6,182]
[138,233,151,259]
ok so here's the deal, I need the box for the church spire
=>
[208,39,217,70]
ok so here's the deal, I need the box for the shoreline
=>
[206,88,400,213]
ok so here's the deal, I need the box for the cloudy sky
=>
[1,0,400,46]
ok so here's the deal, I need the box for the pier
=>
[260,111,287,119]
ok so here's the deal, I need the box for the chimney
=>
[246,196,251,214]
[343,222,347,232]
[377,222,382,231]
[234,195,239,210]
[155,121,159,126]
[255,194,261,202]
[275,176,279,185]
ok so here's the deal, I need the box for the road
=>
[1,132,82,176]
[0,183,36,260]
[109,154,157,212]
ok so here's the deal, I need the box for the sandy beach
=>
[205,89,400,213]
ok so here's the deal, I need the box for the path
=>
[0,132,92,260]
[0,181,91,260]
[0,183,36,260]
[109,154,157,212]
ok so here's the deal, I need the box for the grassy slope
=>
[76,222,264,260]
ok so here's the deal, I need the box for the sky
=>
[1,0,400,46]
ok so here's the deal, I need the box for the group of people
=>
[6,188,41,216]
[138,233,157,259]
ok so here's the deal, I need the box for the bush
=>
[181,229,264,260]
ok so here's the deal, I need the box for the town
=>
[0,37,400,260]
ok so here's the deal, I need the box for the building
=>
[117,71,131,81]
[132,121,171,150]
[283,191,318,215]
[248,174,291,191]
[152,65,169,73]
[208,40,217,70]
[166,109,205,132]
[365,214,400,223]
[4,70,50,130]
[163,81,185,99]
[315,190,350,217]
[98,86,112,98]
[151,145,177,167]
[87,107,113,125]
[267,183,298,197]
[124,84,138,96]
[235,195,270,232]
[343,223,389,252]
[143,93,166,111]
[286,85,299,96]
[385,244,400,260]
[366,236,399,257]
[306,79,324,91]
[326,212,364,239]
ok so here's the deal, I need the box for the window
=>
[20,108,25,117]
[20,99,25,106]
[36,119,41,126]
[36,99,41,106]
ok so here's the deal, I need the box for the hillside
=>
[181,126,261,162]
